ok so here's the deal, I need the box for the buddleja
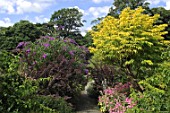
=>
[89,7,169,88]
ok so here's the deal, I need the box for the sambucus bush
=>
[87,60,127,98]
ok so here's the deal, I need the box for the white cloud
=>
[92,0,112,3]
[80,26,92,36]
[165,1,170,10]
[34,15,50,23]
[0,18,13,27]
[0,0,15,14]
[147,0,170,10]
[88,6,111,18]
[69,6,86,15]
[0,0,55,14]
[147,0,161,5]
[81,31,86,36]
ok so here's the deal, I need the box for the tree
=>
[0,20,43,50]
[0,26,22,50]
[108,0,170,40]
[89,7,169,91]
[9,20,43,41]
[50,8,84,38]
[149,7,170,40]
[108,0,150,18]
[35,22,56,36]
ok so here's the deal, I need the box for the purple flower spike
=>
[42,53,47,59]
[17,42,25,48]
[24,42,30,46]
[84,69,89,75]
[64,39,68,43]
[49,37,55,40]
[69,39,77,45]
[43,43,50,48]
[45,36,49,38]
[69,50,74,56]
[26,49,31,54]
[61,26,64,28]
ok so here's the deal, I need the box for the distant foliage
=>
[149,7,170,40]
[108,0,150,18]
[0,20,43,50]
[50,8,84,38]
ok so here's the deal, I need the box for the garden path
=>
[75,84,101,113]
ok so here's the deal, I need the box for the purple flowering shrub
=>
[17,36,89,97]
[99,83,136,113]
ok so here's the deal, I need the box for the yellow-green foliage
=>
[89,7,170,112]
[89,7,168,65]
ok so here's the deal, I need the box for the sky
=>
[0,0,170,35]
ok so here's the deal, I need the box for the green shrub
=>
[31,95,73,113]
[0,51,38,113]
[0,51,74,113]
[128,48,170,113]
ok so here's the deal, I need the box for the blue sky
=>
[0,0,169,35]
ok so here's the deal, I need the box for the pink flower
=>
[104,88,113,95]
[127,105,133,108]
[127,103,136,108]
[115,102,121,108]
[125,98,132,104]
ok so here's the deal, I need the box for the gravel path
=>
[75,90,101,113]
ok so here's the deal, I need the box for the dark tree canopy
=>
[50,8,84,37]
[0,20,43,50]
[10,20,43,41]
[108,0,150,17]
[149,7,170,40]
[35,22,55,36]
